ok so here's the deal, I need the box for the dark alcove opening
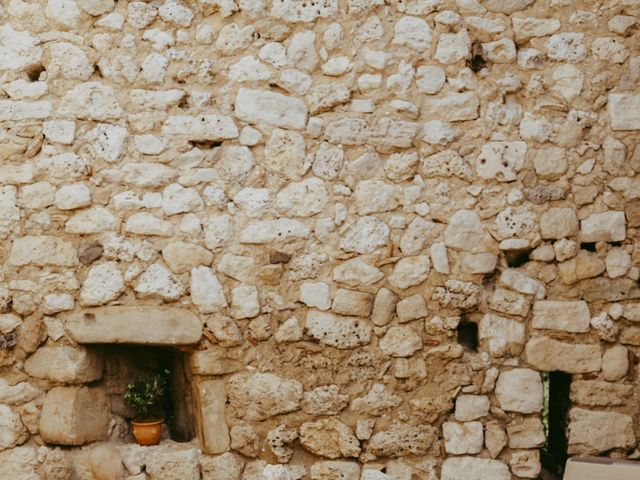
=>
[456,318,478,352]
[541,371,572,479]
[101,345,197,443]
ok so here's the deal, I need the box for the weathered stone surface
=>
[608,93,640,130]
[568,408,635,454]
[302,385,349,416]
[65,306,203,345]
[0,404,28,450]
[162,242,213,274]
[25,345,103,383]
[570,380,632,407]
[602,346,628,381]
[80,261,125,306]
[495,369,543,413]
[388,256,431,290]
[379,325,422,357]
[191,266,228,313]
[310,461,360,480]
[40,386,110,446]
[333,258,384,287]
[228,373,303,421]
[366,423,436,456]
[441,457,510,480]
[351,384,401,416]
[454,395,490,422]
[194,378,230,454]
[239,219,311,244]
[580,211,626,242]
[524,337,601,373]
[443,421,483,454]
[0,446,39,479]
[200,452,244,480]
[235,88,307,130]
[306,311,372,349]
[332,288,373,317]
[300,418,360,458]
[532,300,590,333]
[9,236,77,266]
[478,314,525,357]
[507,417,545,448]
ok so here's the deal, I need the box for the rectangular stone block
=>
[568,408,635,454]
[608,93,640,130]
[40,386,110,446]
[193,378,230,454]
[188,348,244,376]
[0,100,52,120]
[422,92,479,122]
[532,300,590,333]
[65,306,203,345]
[161,115,239,140]
[524,336,601,373]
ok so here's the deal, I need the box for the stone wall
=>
[1,0,640,478]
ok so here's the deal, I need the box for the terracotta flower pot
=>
[131,419,163,446]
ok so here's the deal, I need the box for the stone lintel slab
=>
[65,306,203,345]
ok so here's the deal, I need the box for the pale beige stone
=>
[524,337,601,373]
[194,378,230,454]
[228,372,302,421]
[299,418,360,458]
[495,368,543,413]
[25,345,103,383]
[602,346,628,381]
[441,457,510,480]
[568,408,635,454]
[40,386,110,446]
[532,300,590,332]
[507,417,545,448]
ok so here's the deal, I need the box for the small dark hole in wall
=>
[467,43,486,73]
[27,65,45,82]
[541,371,572,479]
[580,242,597,252]
[190,140,222,149]
[456,318,478,352]
[506,249,531,268]
[610,241,623,247]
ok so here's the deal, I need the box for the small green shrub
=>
[123,369,170,422]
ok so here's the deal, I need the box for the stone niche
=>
[38,306,227,452]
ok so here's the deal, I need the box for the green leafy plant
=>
[123,369,170,422]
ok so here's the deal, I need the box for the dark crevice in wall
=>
[541,371,572,479]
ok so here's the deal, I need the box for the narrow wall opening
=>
[541,371,572,479]
[101,345,197,442]
[456,317,478,352]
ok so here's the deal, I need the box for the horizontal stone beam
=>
[65,306,203,345]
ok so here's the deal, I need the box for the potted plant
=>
[123,369,170,446]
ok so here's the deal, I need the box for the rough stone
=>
[25,345,103,383]
[568,408,635,454]
[306,311,372,349]
[441,457,510,480]
[228,373,302,421]
[524,337,601,373]
[495,369,543,413]
[300,419,360,458]
[532,300,590,333]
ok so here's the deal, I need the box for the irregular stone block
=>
[608,93,640,130]
[9,235,78,267]
[422,92,479,122]
[570,380,632,407]
[366,422,435,456]
[506,417,545,448]
[568,408,635,454]
[580,211,626,242]
[0,404,28,450]
[228,372,302,421]
[161,115,239,140]
[40,386,110,446]
[270,0,338,22]
[57,82,123,121]
[299,418,360,458]
[495,368,543,413]
[443,421,483,454]
[235,88,308,130]
[0,446,39,480]
[65,306,203,345]
[0,100,52,121]
[25,345,103,383]
[306,311,372,349]
[478,314,525,357]
[194,378,230,454]
[532,300,590,333]
[239,219,311,244]
[476,141,527,182]
[524,337,601,373]
[0,24,43,72]
[310,461,360,480]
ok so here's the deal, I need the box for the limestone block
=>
[510,450,541,479]
[507,418,545,448]
[275,178,329,217]
[422,92,479,121]
[161,115,239,140]
[231,286,260,319]
[124,212,174,236]
[478,314,525,357]
[162,242,213,274]
[191,266,227,313]
[228,372,302,421]
[389,256,431,290]
[396,294,428,322]
[608,93,640,130]
[444,209,491,251]
[9,236,78,267]
[235,88,307,130]
[239,219,310,244]
[532,300,590,333]
[568,408,635,454]
[602,346,628,381]
[188,348,244,376]
[134,263,185,301]
[495,369,543,413]
[66,207,116,234]
[58,82,123,121]
[302,385,349,416]
[441,457,510,480]
[366,422,436,456]
[65,306,203,345]
[162,184,204,216]
[270,0,337,22]
[392,16,432,51]
[476,141,527,182]
[435,29,471,64]
[306,311,372,349]
[54,183,92,210]
[540,207,579,239]
[25,345,103,383]
[310,461,360,480]
[546,33,587,62]
[80,261,125,306]
[0,446,39,480]
[340,216,390,254]
[200,452,244,480]
[120,163,178,188]
[489,288,530,317]
[79,0,114,15]
[443,421,483,454]
[0,378,41,405]
[351,384,401,416]
[524,337,601,373]
[300,418,360,458]
[558,251,606,285]
[570,380,632,407]
[354,180,397,214]
[194,378,230,454]
[143,443,201,480]
[379,325,422,357]
[485,422,507,459]
[0,404,28,450]
[454,395,489,421]
[420,150,472,180]
[332,289,373,317]
[499,269,546,298]
[512,17,561,42]
[371,288,398,326]
[0,100,52,121]
[0,24,42,72]
[332,258,384,287]
[40,386,110,446]
[580,211,626,242]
